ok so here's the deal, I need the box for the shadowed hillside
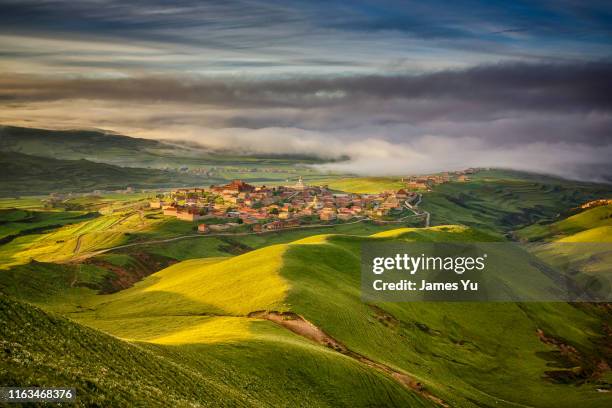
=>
[422,170,612,235]
[0,152,211,196]
[41,226,610,408]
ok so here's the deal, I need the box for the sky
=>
[1,0,611,180]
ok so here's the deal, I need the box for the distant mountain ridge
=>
[0,125,328,168]
[0,125,203,168]
[0,151,213,196]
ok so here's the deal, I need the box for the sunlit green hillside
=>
[320,177,406,193]
[2,294,433,407]
[518,204,612,242]
[16,226,602,408]
[422,170,612,235]
[2,171,612,407]
[518,204,612,298]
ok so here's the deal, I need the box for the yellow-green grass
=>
[319,177,406,193]
[0,197,47,209]
[0,262,105,314]
[0,202,422,268]
[3,293,432,407]
[0,214,135,267]
[518,204,612,242]
[558,225,612,242]
[0,208,94,240]
[86,248,288,318]
[370,224,489,239]
[278,231,611,407]
[0,207,195,268]
[55,225,611,408]
[422,172,612,234]
[517,207,612,306]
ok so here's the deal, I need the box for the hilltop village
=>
[153,177,412,233]
[152,169,477,233]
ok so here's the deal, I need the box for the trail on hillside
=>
[248,310,447,407]
[73,234,84,254]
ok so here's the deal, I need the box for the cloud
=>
[2,61,611,111]
[2,0,612,78]
[1,2,611,181]
[1,57,612,181]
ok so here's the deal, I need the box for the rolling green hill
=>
[422,170,612,235]
[0,151,211,196]
[517,204,612,295]
[517,204,612,242]
[6,226,607,407]
[2,165,612,406]
[320,177,407,193]
[2,293,434,407]
[0,125,328,169]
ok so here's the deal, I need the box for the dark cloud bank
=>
[1,61,612,181]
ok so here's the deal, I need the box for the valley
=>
[1,127,611,407]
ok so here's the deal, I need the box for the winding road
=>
[404,194,430,227]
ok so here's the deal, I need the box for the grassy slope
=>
[518,205,612,294]
[517,204,612,242]
[0,151,214,196]
[2,172,612,407]
[421,170,612,235]
[320,177,406,193]
[0,295,239,407]
[281,228,610,407]
[0,125,328,169]
[0,208,97,241]
[2,295,431,408]
[0,208,158,268]
[39,225,608,408]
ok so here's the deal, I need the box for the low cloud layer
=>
[1,61,611,181]
[1,1,611,181]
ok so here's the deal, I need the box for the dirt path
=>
[73,234,84,254]
[70,265,79,287]
[248,311,447,407]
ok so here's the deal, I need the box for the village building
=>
[581,199,612,209]
[163,206,178,216]
[381,196,401,210]
[375,208,390,217]
[395,189,409,200]
[278,211,292,219]
[176,208,202,221]
[337,213,353,221]
[407,181,428,190]
[319,209,337,221]
[150,200,167,209]
[208,223,232,232]
[293,176,306,190]
[158,178,428,226]
[213,179,255,194]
